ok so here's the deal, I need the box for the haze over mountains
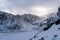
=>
[0,7,60,33]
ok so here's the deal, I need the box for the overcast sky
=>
[0,0,60,16]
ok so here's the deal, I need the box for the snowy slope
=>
[32,24,60,40]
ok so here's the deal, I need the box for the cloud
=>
[0,0,60,16]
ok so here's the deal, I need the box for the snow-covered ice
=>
[0,24,60,40]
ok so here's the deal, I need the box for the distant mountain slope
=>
[0,11,42,32]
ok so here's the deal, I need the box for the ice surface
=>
[0,24,60,40]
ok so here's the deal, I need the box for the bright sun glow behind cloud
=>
[32,6,52,16]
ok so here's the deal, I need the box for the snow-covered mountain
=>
[0,7,60,33]
[0,7,60,40]
[0,11,42,32]
[29,7,60,40]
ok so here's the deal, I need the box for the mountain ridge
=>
[0,7,60,33]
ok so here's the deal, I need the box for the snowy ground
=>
[0,24,60,40]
